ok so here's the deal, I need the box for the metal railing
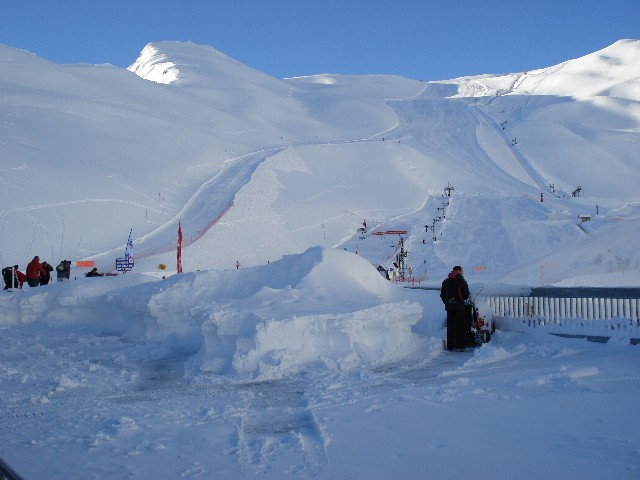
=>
[484,289,640,343]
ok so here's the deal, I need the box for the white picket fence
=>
[485,295,640,342]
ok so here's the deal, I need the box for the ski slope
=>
[1,39,639,284]
[1,38,640,480]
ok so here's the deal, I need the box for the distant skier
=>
[440,265,470,351]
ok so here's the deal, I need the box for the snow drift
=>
[0,247,427,379]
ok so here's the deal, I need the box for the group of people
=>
[2,257,71,290]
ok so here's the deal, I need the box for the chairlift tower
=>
[395,236,408,281]
[444,182,455,197]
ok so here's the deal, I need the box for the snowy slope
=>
[1,39,639,285]
[1,39,640,480]
[1,246,639,479]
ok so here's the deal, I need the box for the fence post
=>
[544,297,550,324]
[576,298,582,319]
[597,298,603,320]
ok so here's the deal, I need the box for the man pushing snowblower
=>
[440,265,492,351]
[440,266,470,351]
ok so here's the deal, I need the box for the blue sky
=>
[3,0,639,80]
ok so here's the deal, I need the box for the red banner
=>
[177,221,183,273]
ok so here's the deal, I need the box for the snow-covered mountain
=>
[1,39,639,286]
[1,39,639,480]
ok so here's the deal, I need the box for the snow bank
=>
[0,247,424,379]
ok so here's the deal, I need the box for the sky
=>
[3,0,639,81]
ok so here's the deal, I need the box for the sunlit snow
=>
[0,39,639,479]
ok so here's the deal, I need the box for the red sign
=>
[177,221,183,273]
[371,230,408,236]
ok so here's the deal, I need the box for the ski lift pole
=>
[471,283,485,303]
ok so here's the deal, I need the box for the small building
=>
[578,214,592,222]
[377,265,390,280]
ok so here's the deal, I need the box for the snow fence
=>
[485,292,640,343]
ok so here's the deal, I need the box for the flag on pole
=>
[177,221,183,273]
[124,228,134,259]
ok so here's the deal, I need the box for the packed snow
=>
[0,39,639,479]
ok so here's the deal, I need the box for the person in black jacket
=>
[2,266,18,290]
[85,267,104,277]
[440,266,470,351]
[56,260,71,282]
[39,261,54,285]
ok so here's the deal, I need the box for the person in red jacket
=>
[26,256,48,287]
[15,268,26,288]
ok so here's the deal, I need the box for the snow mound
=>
[0,247,423,379]
[293,74,338,84]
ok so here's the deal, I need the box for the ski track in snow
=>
[0,323,485,478]
[91,82,434,269]
[471,100,551,192]
[231,376,328,476]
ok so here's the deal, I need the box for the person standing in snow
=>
[56,260,71,282]
[26,256,48,287]
[15,268,26,288]
[3,265,20,290]
[39,261,53,285]
[440,265,470,351]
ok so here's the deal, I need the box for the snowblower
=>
[464,300,493,347]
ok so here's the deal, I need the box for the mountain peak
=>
[127,41,237,85]
[127,41,280,88]
[127,42,180,84]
